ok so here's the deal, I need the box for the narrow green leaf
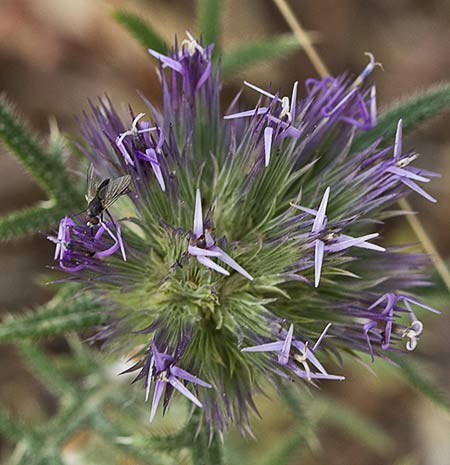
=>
[197,0,222,50]
[112,9,166,53]
[389,353,450,413]
[0,204,66,241]
[221,34,304,78]
[0,96,82,205]
[17,342,78,400]
[260,424,311,465]
[0,298,108,342]
[317,397,394,455]
[352,83,450,152]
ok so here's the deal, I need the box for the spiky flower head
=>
[48,38,439,435]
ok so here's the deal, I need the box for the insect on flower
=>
[85,163,132,226]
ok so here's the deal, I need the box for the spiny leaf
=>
[0,298,108,342]
[197,0,222,52]
[112,9,166,54]
[221,34,304,78]
[17,342,78,400]
[353,82,450,152]
[389,353,450,413]
[0,204,67,241]
[318,396,394,455]
[0,96,82,205]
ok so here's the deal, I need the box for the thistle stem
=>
[273,0,450,292]
[272,0,329,78]
[189,411,223,465]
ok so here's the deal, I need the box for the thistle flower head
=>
[48,36,440,434]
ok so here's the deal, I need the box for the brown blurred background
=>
[0,1,449,464]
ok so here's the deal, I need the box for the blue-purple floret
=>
[47,36,440,434]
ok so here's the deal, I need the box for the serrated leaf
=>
[221,34,305,78]
[197,0,222,51]
[353,83,450,152]
[112,9,166,54]
[389,353,450,413]
[0,96,82,206]
[0,298,108,342]
[0,204,66,241]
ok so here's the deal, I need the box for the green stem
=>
[189,411,223,465]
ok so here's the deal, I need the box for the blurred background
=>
[0,0,449,464]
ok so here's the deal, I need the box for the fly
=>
[85,163,132,226]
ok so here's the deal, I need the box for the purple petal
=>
[195,58,212,92]
[291,340,329,375]
[293,368,345,381]
[151,342,166,372]
[115,134,135,166]
[168,375,202,408]
[264,126,273,167]
[394,119,403,161]
[148,49,184,74]
[278,324,294,365]
[290,203,318,216]
[193,189,203,237]
[213,246,253,280]
[312,187,330,233]
[244,80,279,101]
[400,178,437,203]
[223,107,270,120]
[312,323,332,352]
[370,85,377,127]
[146,149,166,192]
[196,256,230,276]
[170,366,212,388]
[145,357,155,402]
[327,233,385,253]
[401,296,440,314]
[314,239,325,288]
[368,293,388,310]
[149,379,165,422]
[241,341,284,353]
[290,81,298,121]
[387,166,430,183]
[188,245,221,257]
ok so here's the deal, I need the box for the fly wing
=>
[98,175,132,210]
[86,163,99,203]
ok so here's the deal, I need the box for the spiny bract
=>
[48,37,439,435]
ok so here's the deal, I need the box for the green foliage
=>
[352,82,450,152]
[112,9,166,54]
[0,297,107,342]
[389,353,450,413]
[317,396,394,456]
[221,34,303,78]
[0,96,82,207]
[197,0,222,52]
[0,204,67,242]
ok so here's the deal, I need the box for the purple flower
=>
[363,293,440,357]
[291,187,385,287]
[48,37,440,434]
[188,189,253,280]
[145,342,212,422]
[242,323,344,382]
[384,119,438,203]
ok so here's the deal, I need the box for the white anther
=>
[293,342,311,382]
[402,320,424,351]
[181,31,204,57]
[396,154,419,168]
[279,96,292,123]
